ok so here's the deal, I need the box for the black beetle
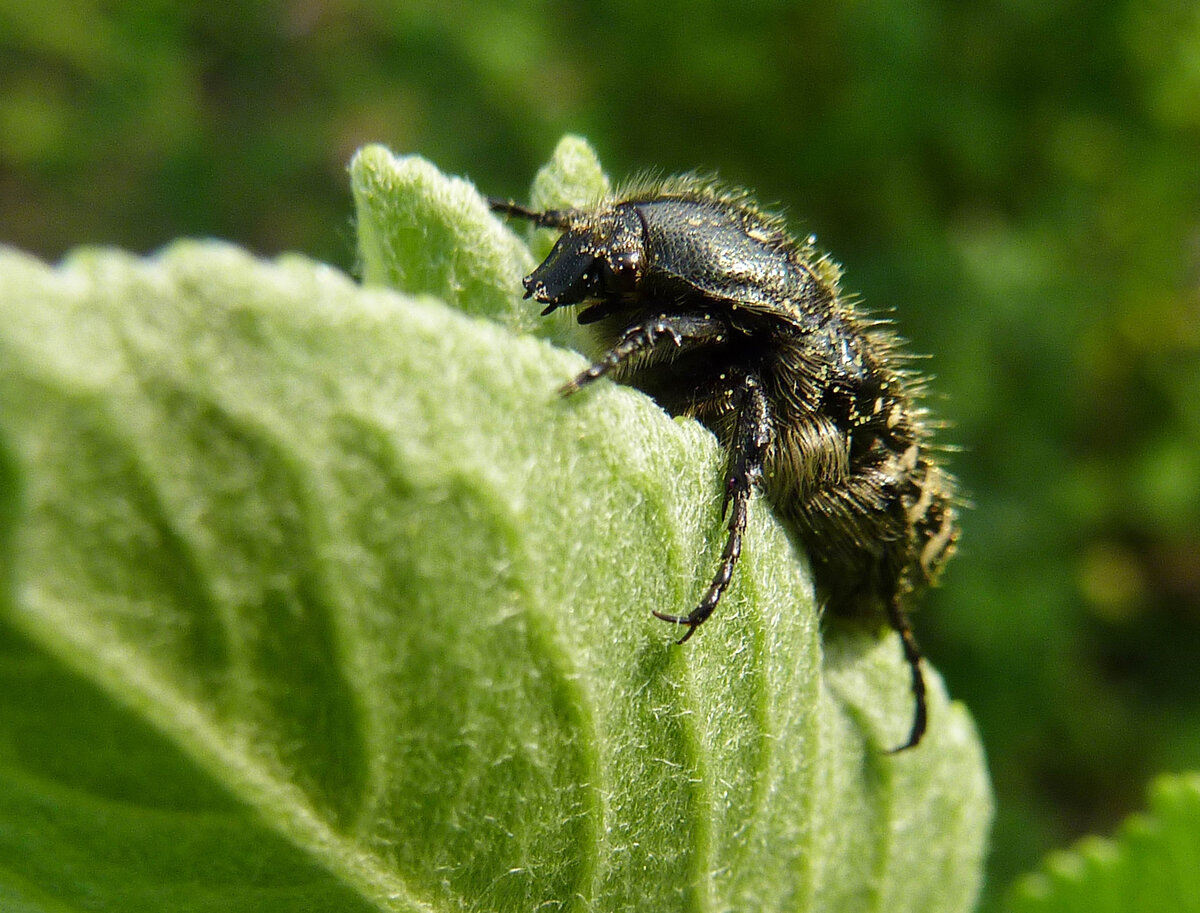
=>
[491,177,959,751]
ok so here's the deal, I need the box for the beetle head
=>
[511,207,645,315]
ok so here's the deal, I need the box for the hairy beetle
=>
[490,177,959,751]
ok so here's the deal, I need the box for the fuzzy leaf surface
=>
[0,140,990,912]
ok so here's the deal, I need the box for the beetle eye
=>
[601,250,641,295]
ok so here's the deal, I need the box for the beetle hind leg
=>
[884,591,928,752]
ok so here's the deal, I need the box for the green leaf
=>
[0,139,990,912]
[350,134,606,352]
[1005,772,1200,913]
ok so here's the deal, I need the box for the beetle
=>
[490,176,959,751]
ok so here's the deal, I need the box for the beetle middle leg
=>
[653,375,773,643]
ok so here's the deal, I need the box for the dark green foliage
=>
[1006,773,1200,913]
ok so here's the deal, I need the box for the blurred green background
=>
[2,1,1198,908]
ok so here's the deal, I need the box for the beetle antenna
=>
[487,197,572,230]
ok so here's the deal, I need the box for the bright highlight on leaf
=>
[0,138,990,912]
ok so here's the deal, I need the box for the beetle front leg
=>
[560,312,729,396]
[654,375,773,642]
